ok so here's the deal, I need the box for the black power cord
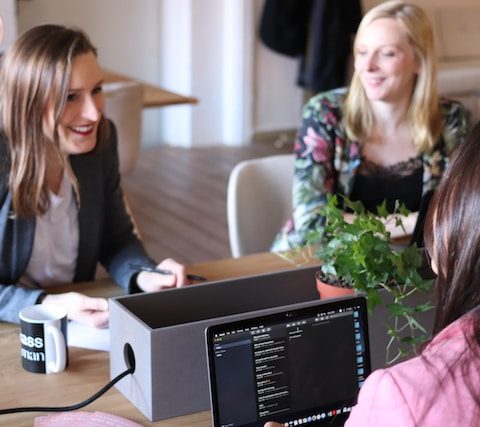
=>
[0,343,136,415]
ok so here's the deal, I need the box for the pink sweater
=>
[345,316,480,426]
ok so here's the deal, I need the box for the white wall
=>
[253,0,304,136]
[157,0,304,145]
[17,0,163,146]
[157,0,239,147]
[0,0,17,52]
[15,0,306,147]
[165,0,303,143]
[17,0,159,81]
[14,0,462,147]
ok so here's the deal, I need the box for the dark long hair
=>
[419,121,480,423]
[424,121,480,340]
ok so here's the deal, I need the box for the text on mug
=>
[21,347,45,361]
[20,332,43,348]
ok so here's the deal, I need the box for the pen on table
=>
[128,263,207,282]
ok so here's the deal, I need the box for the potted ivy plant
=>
[305,194,433,364]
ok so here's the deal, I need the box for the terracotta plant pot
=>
[315,271,354,300]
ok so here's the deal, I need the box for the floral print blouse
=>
[271,87,471,252]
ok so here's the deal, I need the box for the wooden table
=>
[103,69,198,109]
[0,252,307,426]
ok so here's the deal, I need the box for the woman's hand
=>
[42,292,109,328]
[264,423,282,427]
[136,258,188,292]
[343,212,355,224]
[384,211,418,238]
[343,211,418,239]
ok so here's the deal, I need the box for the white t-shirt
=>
[20,173,79,288]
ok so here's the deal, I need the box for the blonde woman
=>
[0,25,187,327]
[272,0,470,252]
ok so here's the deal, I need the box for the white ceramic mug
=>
[19,304,68,374]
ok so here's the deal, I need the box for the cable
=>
[0,366,133,415]
[0,344,136,415]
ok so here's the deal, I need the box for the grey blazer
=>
[0,121,156,323]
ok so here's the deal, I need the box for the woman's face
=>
[45,51,105,155]
[354,17,419,104]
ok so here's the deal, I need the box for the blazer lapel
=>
[70,152,103,281]
[0,192,35,281]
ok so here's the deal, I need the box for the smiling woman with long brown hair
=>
[0,25,188,327]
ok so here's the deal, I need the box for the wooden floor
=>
[121,142,292,265]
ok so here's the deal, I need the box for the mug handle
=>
[46,324,67,373]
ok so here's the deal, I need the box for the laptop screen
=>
[206,296,370,427]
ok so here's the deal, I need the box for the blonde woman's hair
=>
[0,24,108,218]
[344,0,441,152]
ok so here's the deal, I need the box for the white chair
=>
[227,154,295,258]
[103,81,143,175]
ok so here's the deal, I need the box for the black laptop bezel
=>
[205,296,371,427]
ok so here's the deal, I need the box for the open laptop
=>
[205,296,370,427]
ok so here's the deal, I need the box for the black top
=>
[350,156,423,214]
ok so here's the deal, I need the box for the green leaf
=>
[343,197,365,215]
[376,199,389,218]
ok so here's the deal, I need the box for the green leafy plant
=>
[308,194,433,364]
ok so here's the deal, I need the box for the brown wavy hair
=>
[0,24,108,218]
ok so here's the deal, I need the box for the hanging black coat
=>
[259,0,362,92]
[259,0,313,57]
